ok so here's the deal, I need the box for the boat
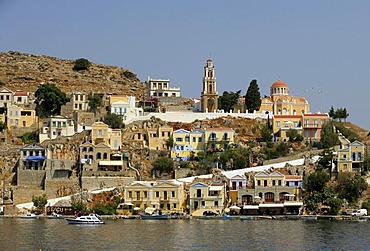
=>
[219,213,234,220]
[240,216,255,221]
[139,209,170,220]
[20,212,39,219]
[48,212,64,219]
[258,215,276,220]
[301,216,317,221]
[66,213,105,224]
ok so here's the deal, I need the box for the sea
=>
[0,217,369,251]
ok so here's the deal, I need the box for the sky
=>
[1,1,370,129]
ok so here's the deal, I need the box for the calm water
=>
[0,218,369,251]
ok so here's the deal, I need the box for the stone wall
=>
[81,176,135,191]
[12,186,45,204]
[45,178,80,199]
[17,170,45,187]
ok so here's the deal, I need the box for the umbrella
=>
[133,207,141,211]
[229,205,241,210]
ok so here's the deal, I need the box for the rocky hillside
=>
[0,51,146,97]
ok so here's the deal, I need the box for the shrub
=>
[73,58,91,71]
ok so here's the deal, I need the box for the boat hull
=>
[140,213,170,220]
[66,219,105,224]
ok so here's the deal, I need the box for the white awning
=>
[259,203,284,208]
[209,186,223,191]
[98,160,123,166]
[284,201,303,206]
[243,205,259,210]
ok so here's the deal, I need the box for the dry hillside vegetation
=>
[0,51,145,97]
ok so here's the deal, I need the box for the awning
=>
[209,186,223,191]
[122,202,134,206]
[243,205,259,210]
[98,160,123,166]
[26,156,46,162]
[259,203,284,208]
[284,201,303,206]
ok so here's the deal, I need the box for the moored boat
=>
[240,216,255,221]
[301,216,317,221]
[66,213,105,224]
[48,212,64,219]
[20,212,39,219]
[139,209,170,220]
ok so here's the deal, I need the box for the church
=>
[258,80,310,115]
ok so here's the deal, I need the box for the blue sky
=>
[1,1,370,129]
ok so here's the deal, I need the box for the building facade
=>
[146,77,181,99]
[336,140,364,172]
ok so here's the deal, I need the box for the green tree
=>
[218,90,241,112]
[0,121,7,132]
[152,157,174,174]
[103,113,124,129]
[328,106,335,119]
[336,173,368,203]
[286,129,299,142]
[317,149,334,176]
[35,83,69,118]
[320,121,338,149]
[219,146,249,170]
[88,94,102,113]
[73,58,91,71]
[245,79,262,113]
[304,171,329,194]
[32,194,48,212]
[260,124,272,142]
[362,154,370,173]
[325,197,342,215]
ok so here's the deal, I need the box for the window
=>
[278,180,282,186]
[155,191,159,198]
[264,180,267,187]
[198,137,202,142]
[192,137,196,142]
[210,133,216,141]
[114,139,118,148]
[185,136,190,142]
[201,201,205,206]
[144,191,147,198]
[128,191,132,198]
[257,180,261,186]
[272,180,276,186]
[214,201,219,207]
[276,121,280,127]
[171,191,175,197]
[176,137,183,142]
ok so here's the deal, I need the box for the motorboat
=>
[240,216,255,221]
[219,213,234,220]
[20,212,39,219]
[139,209,170,220]
[301,216,317,221]
[66,213,105,224]
[48,212,64,219]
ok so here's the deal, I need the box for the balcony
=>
[303,123,319,128]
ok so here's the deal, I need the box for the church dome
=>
[270,80,289,96]
[271,80,288,88]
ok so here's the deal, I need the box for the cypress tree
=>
[245,79,262,113]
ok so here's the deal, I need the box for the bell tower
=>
[201,59,218,112]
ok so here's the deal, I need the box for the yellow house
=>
[257,80,310,115]
[204,127,235,151]
[171,129,203,160]
[171,127,235,160]
[147,125,173,150]
[337,140,364,172]
[273,115,302,141]
[91,122,109,145]
[122,180,185,215]
[189,181,226,216]
[7,104,37,128]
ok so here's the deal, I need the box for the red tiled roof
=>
[14,91,28,96]
[303,113,329,117]
[273,115,301,119]
[285,175,302,180]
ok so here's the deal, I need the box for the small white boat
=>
[66,213,105,224]
[48,212,64,219]
[20,212,39,219]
